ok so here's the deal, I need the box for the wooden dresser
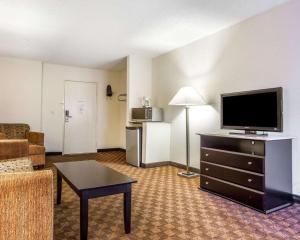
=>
[199,133,293,213]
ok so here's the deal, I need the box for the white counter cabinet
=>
[142,122,170,165]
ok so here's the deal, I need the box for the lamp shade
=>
[168,86,205,106]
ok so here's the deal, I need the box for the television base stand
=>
[229,130,268,136]
[199,133,293,213]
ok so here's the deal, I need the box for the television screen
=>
[221,88,282,132]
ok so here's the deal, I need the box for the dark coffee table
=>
[54,160,137,240]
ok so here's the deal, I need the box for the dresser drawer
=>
[201,135,265,156]
[201,148,264,173]
[200,175,264,210]
[200,162,264,191]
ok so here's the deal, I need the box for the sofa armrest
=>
[26,131,44,146]
[0,170,53,240]
[0,139,29,161]
[0,132,6,139]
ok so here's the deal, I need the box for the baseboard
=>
[46,149,125,155]
[141,161,171,168]
[293,194,300,203]
[169,162,200,174]
[97,148,126,152]
[45,152,62,156]
[46,150,200,174]
[140,160,200,173]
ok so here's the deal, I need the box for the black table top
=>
[54,160,137,191]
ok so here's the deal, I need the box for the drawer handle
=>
[251,141,255,145]
[205,167,209,171]
[248,178,253,182]
[205,153,209,157]
[205,181,209,185]
[248,161,253,165]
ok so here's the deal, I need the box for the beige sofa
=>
[0,139,53,240]
[0,124,45,166]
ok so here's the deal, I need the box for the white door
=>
[63,81,97,154]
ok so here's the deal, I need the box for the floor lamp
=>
[169,86,205,178]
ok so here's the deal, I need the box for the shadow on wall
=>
[154,26,239,114]
[167,105,219,132]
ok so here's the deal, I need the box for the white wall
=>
[118,70,127,148]
[127,55,152,121]
[0,57,42,131]
[0,57,126,152]
[42,63,126,152]
[152,0,300,194]
[99,69,127,149]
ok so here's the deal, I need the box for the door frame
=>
[63,80,98,155]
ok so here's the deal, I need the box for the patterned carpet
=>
[46,151,300,240]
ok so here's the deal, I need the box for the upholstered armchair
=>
[0,171,53,240]
[0,124,45,166]
[0,139,53,240]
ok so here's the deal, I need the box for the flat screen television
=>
[221,87,283,132]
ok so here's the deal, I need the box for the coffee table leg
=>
[80,195,88,240]
[57,173,62,205]
[124,190,131,234]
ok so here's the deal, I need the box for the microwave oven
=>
[131,107,163,122]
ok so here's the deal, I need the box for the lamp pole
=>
[185,106,190,174]
[168,86,203,178]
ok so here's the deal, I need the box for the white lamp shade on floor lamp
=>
[169,86,205,106]
[169,86,205,178]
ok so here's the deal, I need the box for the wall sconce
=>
[106,85,113,97]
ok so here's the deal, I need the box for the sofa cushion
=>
[0,124,30,139]
[29,144,45,155]
[0,139,29,160]
[0,157,33,173]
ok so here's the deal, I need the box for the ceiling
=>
[0,0,290,70]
